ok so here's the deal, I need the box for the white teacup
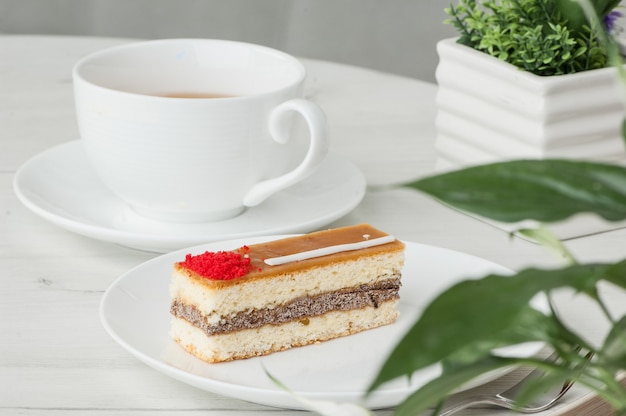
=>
[72,39,329,223]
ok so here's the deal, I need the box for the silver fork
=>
[438,350,594,415]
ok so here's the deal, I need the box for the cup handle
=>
[243,98,330,207]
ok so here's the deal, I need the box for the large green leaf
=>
[603,260,626,291]
[554,0,588,31]
[508,366,589,411]
[598,0,623,16]
[405,160,626,223]
[602,316,626,365]
[554,0,622,31]
[393,353,587,416]
[393,356,518,416]
[368,263,618,393]
[440,306,558,368]
[518,226,577,265]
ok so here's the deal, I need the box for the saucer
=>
[14,141,366,252]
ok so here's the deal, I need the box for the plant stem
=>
[595,289,618,326]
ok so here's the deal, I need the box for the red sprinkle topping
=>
[181,246,252,280]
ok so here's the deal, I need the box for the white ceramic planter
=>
[435,37,626,171]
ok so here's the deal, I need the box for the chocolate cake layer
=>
[171,275,401,336]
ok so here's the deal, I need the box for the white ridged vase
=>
[435,37,626,171]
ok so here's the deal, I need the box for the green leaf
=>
[602,260,626,291]
[518,226,577,265]
[554,0,587,32]
[368,263,619,393]
[441,306,557,367]
[588,0,622,17]
[602,316,626,362]
[554,0,621,31]
[394,356,518,416]
[405,160,626,223]
[265,368,374,416]
[511,367,583,409]
[394,352,590,416]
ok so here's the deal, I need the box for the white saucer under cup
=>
[13,141,365,252]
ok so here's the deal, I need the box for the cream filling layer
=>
[171,277,400,335]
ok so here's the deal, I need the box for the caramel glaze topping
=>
[174,223,405,288]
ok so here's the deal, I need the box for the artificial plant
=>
[366,1,626,414]
[368,160,626,415]
[445,0,622,75]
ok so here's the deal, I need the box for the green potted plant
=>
[434,0,626,171]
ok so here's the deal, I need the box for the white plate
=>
[100,237,544,410]
[13,141,365,252]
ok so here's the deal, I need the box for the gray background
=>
[0,0,457,83]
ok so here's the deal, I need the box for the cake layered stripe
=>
[171,276,400,336]
[171,301,399,363]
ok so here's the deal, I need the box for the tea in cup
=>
[73,39,329,223]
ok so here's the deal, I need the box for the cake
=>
[169,223,405,363]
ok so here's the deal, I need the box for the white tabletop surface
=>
[2,35,625,416]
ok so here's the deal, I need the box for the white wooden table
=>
[2,35,625,415]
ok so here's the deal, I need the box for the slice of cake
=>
[169,223,405,363]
